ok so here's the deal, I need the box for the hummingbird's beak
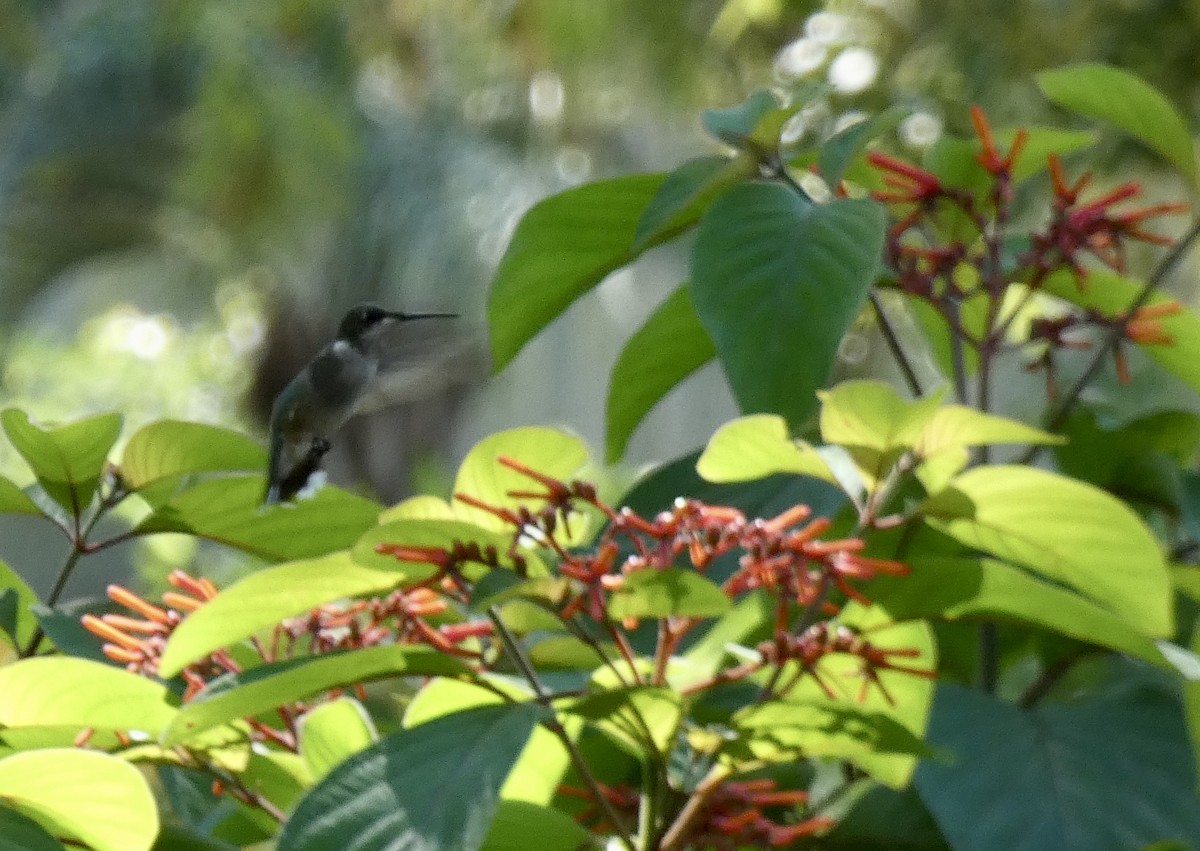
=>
[387,311,459,322]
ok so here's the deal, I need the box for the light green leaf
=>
[138,474,379,561]
[300,698,378,781]
[567,686,683,759]
[923,465,1172,635]
[1042,268,1200,398]
[683,591,773,680]
[0,561,39,648]
[632,156,750,251]
[696,414,836,484]
[0,749,158,851]
[782,604,936,788]
[866,557,1165,665]
[452,426,590,537]
[279,704,547,851]
[732,700,933,764]
[819,380,944,484]
[120,419,265,493]
[482,800,591,851]
[158,552,405,677]
[692,186,887,428]
[0,657,177,736]
[488,173,667,370]
[1038,63,1197,184]
[915,405,1066,458]
[607,567,731,620]
[164,646,469,745]
[0,409,122,516]
[378,494,457,523]
[607,284,716,463]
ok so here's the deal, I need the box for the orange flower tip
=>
[101,643,142,664]
[83,614,141,650]
[106,585,172,625]
[72,727,95,748]
[162,591,203,612]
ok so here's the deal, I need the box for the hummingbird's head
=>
[337,303,457,349]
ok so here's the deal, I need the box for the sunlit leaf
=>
[696,414,836,484]
[481,800,590,851]
[607,284,716,463]
[915,405,1065,458]
[732,700,934,765]
[164,646,469,745]
[0,561,39,648]
[692,188,885,428]
[683,591,773,680]
[0,477,41,516]
[0,749,158,851]
[300,697,378,781]
[0,409,122,516]
[923,465,1172,635]
[0,657,177,736]
[1038,63,1197,184]
[158,552,406,677]
[279,703,547,851]
[488,174,667,370]
[607,568,731,620]
[352,518,510,578]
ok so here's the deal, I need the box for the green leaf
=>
[1038,63,1197,184]
[607,567,731,620]
[0,657,178,736]
[923,465,1172,635]
[488,173,667,370]
[0,806,65,851]
[452,426,590,536]
[917,682,1200,850]
[300,698,378,781]
[278,703,547,851]
[702,88,807,152]
[0,409,122,515]
[606,284,716,463]
[481,800,590,851]
[0,749,158,851]
[120,419,265,494]
[915,405,1066,458]
[1003,126,1097,182]
[696,414,836,484]
[818,380,943,484]
[158,552,405,677]
[692,185,886,428]
[867,557,1165,665]
[1042,268,1200,398]
[568,686,683,759]
[732,700,934,764]
[817,107,905,188]
[632,156,750,251]
[138,474,379,561]
[165,646,468,745]
[0,477,41,516]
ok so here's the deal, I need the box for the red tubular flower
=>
[1125,300,1184,345]
[970,105,1027,175]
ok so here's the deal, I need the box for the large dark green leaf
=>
[817,107,905,188]
[632,156,750,251]
[1038,64,1196,184]
[488,174,667,371]
[137,475,379,561]
[0,409,122,516]
[0,806,65,851]
[279,703,547,851]
[164,647,469,745]
[606,284,716,463]
[691,183,886,427]
[916,682,1200,850]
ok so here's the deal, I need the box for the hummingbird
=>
[263,303,457,505]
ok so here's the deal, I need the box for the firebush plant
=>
[1,63,1200,850]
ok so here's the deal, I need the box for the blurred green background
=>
[1,0,1197,593]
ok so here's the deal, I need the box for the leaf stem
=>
[486,607,637,851]
[869,292,923,397]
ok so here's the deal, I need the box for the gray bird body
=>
[262,304,455,505]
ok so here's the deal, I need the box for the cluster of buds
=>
[685,778,833,849]
[867,105,1188,398]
